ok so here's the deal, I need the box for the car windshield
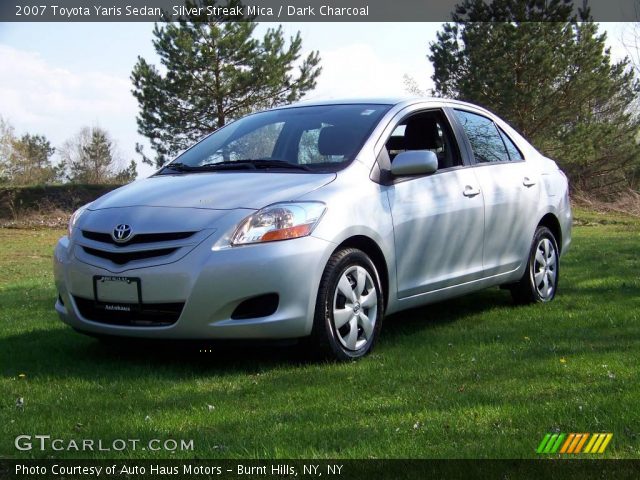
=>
[159,104,391,174]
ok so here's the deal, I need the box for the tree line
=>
[3,0,639,200]
[0,119,137,186]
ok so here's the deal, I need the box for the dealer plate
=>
[93,276,141,305]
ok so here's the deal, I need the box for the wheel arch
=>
[333,235,389,312]
[538,212,562,253]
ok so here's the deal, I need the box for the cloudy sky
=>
[0,22,632,177]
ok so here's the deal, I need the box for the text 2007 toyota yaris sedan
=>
[54,98,572,360]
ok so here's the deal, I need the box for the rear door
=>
[453,109,540,276]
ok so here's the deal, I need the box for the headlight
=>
[67,204,90,238]
[231,202,326,245]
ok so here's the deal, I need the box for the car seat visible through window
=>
[386,113,457,170]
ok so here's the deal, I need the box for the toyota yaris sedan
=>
[54,98,571,360]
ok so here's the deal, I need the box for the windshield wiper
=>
[199,159,311,171]
[160,159,311,174]
[159,162,193,173]
[244,159,311,171]
[158,161,253,174]
[172,159,311,172]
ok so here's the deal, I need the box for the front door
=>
[385,109,485,298]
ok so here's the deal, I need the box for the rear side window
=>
[455,110,509,163]
[498,128,524,161]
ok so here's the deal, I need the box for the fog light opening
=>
[231,293,279,320]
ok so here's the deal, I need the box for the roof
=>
[259,97,497,121]
[290,96,413,106]
[282,96,484,110]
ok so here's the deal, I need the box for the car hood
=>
[88,172,337,211]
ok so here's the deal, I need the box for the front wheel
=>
[308,248,384,361]
[511,226,560,304]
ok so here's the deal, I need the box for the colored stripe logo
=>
[536,433,612,454]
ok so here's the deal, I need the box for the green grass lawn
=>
[1,209,639,459]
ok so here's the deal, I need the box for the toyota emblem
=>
[112,224,133,243]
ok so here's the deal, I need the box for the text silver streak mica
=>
[54,98,572,360]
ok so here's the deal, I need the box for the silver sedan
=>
[54,98,572,360]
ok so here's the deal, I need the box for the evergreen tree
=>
[114,160,138,183]
[429,0,640,196]
[79,129,112,184]
[6,133,60,185]
[131,2,322,167]
[62,127,137,184]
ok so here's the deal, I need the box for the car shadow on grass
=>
[1,326,310,379]
[0,285,518,381]
[383,287,512,333]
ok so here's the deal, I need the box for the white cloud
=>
[0,44,137,122]
[301,42,433,101]
[0,44,151,175]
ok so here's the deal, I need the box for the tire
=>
[510,226,560,304]
[308,248,384,361]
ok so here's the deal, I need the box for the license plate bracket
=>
[93,276,142,311]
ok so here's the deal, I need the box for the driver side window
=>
[385,110,461,170]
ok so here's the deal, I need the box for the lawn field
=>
[1,209,639,459]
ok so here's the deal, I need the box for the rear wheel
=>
[308,248,384,361]
[511,226,559,304]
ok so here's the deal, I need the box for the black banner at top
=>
[2,0,639,22]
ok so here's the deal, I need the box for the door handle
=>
[463,185,481,197]
[523,177,536,187]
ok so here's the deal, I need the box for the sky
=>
[0,22,632,177]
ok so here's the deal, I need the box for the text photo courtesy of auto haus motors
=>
[2,0,639,478]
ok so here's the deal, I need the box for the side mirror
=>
[390,150,438,176]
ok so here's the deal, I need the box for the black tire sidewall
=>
[315,249,384,360]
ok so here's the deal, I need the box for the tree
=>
[0,116,15,184]
[4,133,60,185]
[429,0,640,196]
[61,127,137,184]
[402,74,425,96]
[131,2,322,167]
[114,160,138,184]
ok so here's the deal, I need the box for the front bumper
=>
[54,234,335,340]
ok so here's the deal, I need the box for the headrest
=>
[386,136,405,151]
[404,117,442,150]
[318,126,359,157]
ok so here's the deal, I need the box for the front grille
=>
[74,296,183,326]
[82,230,195,247]
[81,246,177,265]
